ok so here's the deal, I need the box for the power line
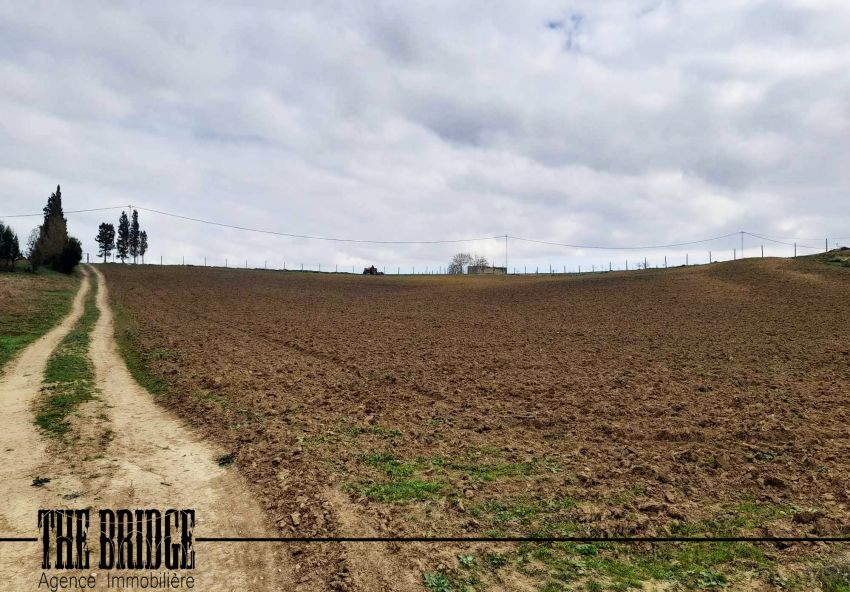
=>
[135,206,503,245]
[743,232,820,251]
[0,205,126,218]
[1,203,842,250]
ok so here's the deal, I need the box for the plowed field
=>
[101,257,850,590]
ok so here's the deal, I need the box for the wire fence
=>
[83,235,845,276]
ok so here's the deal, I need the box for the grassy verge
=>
[35,274,99,437]
[110,299,169,395]
[0,270,79,370]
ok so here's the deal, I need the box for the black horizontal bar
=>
[194,536,850,543]
[5,536,847,544]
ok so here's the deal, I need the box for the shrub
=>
[54,237,82,274]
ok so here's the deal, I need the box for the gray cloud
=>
[1,0,848,271]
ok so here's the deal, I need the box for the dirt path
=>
[0,268,90,584]
[0,266,296,590]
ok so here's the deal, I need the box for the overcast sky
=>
[1,1,849,272]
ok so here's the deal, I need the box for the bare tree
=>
[472,254,489,267]
[448,252,473,274]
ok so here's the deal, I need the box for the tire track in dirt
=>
[0,267,297,590]
[0,268,89,586]
[322,488,419,592]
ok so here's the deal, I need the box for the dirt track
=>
[0,268,89,585]
[0,266,293,590]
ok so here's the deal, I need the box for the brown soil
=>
[100,258,850,589]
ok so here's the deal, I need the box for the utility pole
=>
[741,231,744,259]
[505,235,508,274]
[826,238,829,253]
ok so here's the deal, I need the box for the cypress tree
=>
[116,211,130,263]
[129,209,140,263]
[139,230,148,264]
[33,185,68,268]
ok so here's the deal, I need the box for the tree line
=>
[94,209,148,263]
[0,185,82,273]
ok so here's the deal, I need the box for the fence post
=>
[579,264,581,273]
[733,248,736,260]
[626,260,628,271]
[686,253,688,266]
[644,256,647,269]
[664,255,667,268]
[761,245,763,258]
[794,243,796,257]
[160,255,162,265]
[826,238,829,252]
[226,258,228,268]
[182,256,185,266]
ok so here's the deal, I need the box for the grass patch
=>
[469,497,578,536]
[357,479,445,502]
[507,540,769,591]
[0,270,78,370]
[438,499,792,590]
[815,561,850,592]
[670,501,798,536]
[422,572,453,592]
[345,425,402,439]
[352,451,541,506]
[35,274,99,437]
[111,300,169,395]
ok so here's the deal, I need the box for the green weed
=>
[35,275,99,437]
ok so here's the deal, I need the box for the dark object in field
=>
[32,476,51,487]
[362,265,384,275]
[217,453,235,466]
